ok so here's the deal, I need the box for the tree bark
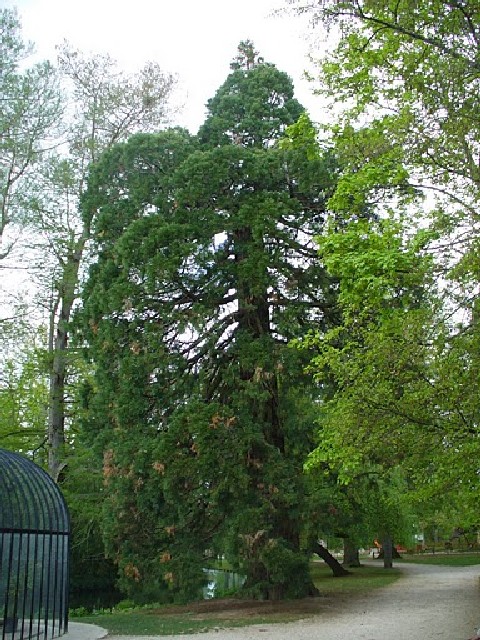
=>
[313,542,350,577]
[382,536,394,569]
[48,237,85,481]
[343,538,361,567]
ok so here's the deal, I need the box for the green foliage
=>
[62,446,118,594]
[283,3,480,533]
[317,217,434,319]
[77,45,340,601]
[281,113,322,161]
[230,40,261,70]
[300,213,480,529]
[197,57,304,148]
[0,326,49,457]
[297,0,480,299]
[0,7,61,256]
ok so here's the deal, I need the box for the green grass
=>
[71,606,319,635]
[71,562,401,635]
[397,552,480,567]
[72,557,480,634]
[71,611,274,635]
[310,561,401,595]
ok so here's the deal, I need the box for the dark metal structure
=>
[0,449,70,639]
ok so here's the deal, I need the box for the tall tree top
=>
[198,43,304,148]
[230,40,264,70]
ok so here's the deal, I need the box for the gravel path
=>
[107,562,480,640]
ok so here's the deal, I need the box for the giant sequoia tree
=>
[79,44,338,601]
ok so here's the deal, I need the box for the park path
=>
[69,564,480,640]
[291,561,480,640]
[104,562,480,640]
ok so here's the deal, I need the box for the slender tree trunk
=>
[382,536,394,569]
[313,542,350,577]
[47,238,85,481]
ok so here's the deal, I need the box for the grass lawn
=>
[71,562,401,635]
[397,552,480,567]
[310,561,401,595]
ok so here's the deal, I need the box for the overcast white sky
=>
[6,0,328,132]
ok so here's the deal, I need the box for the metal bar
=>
[0,450,70,640]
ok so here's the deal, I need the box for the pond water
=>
[203,569,246,599]
[69,588,122,612]
[70,569,246,611]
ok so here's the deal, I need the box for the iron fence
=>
[0,450,70,640]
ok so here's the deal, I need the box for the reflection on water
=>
[69,588,122,612]
[203,569,246,599]
[69,572,245,610]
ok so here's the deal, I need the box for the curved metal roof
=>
[0,449,69,533]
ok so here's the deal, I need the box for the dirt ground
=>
[143,592,332,620]
[106,561,480,640]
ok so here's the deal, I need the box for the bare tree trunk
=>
[343,538,361,567]
[47,238,85,481]
[382,536,394,569]
[313,542,350,577]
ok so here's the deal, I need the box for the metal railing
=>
[0,450,70,640]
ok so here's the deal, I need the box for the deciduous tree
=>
[302,216,480,528]
[287,0,480,529]
[28,44,176,480]
[0,8,61,265]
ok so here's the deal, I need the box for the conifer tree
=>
[79,45,339,601]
